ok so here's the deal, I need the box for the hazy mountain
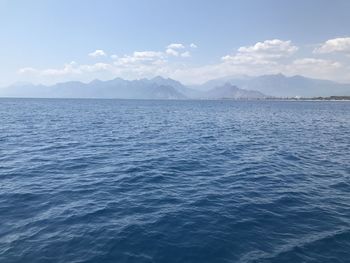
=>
[190,75,252,91]
[197,74,350,97]
[202,83,267,99]
[148,76,202,98]
[1,74,350,99]
[0,76,264,99]
[0,83,49,98]
[0,77,187,99]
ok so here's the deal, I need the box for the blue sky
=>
[1,0,350,86]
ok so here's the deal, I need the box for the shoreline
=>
[0,96,350,101]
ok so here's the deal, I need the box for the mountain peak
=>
[2,74,350,99]
[151,76,168,81]
[204,82,265,99]
[260,73,286,79]
[275,73,286,77]
[222,82,238,89]
[89,79,103,85]
[151,76,181,84]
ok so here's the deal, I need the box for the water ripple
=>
[0,99,349,263]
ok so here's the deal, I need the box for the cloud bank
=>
[18,39,350,85]
[88,49,107,57]
[314,37,350,54]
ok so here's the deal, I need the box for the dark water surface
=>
[0,99,349,263]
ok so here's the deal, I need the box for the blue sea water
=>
[0,98,349,263]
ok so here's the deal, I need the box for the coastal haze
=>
[1,74,350,99]
[1,1,350,263]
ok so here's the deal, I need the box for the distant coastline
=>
[1,74,350,100]
[267,96,350,101]
[1,96,350,101]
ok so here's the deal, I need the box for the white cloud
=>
[166,48,179,56]
[292,58,341,68]
[180,51,191,58]
[19,62,96,76]
[167,43,185,49]
[88,49,107,57]
[79,63,113,72]
[190,43,198,48]
[237,39,298,56]
[17,43,197,84]
[133,51,163,59]
[285,58,343,80]
[18,50,168,83]
[169,57,284,85]
[170,42,347,84]
[314,37,350,54]
[221,54,278,65]
[17,39,350,85]
[115,51,165,65]
[19,61,82,77]
[223,39,298,65]
[18,67,37,74]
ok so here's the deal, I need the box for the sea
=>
[0,98,349,263]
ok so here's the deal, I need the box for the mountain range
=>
[193,74,350,98]
[1,74,350,99]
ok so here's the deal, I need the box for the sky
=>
[1,0,350,86]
